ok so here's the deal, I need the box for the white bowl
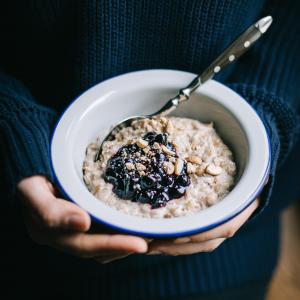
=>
[51,69,270,238]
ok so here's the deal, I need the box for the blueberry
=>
[166,142,175,152]
[161,176,174,186]
[140,175,156,189]
[105,168,117,178]
[155,152,165,162]
[154,133,167,144]
[152,164,162,173]
[143,132,156,143]
[151,192,169,208]
[132,176,140,183]
[137,189,156,203]
[169,185,186,199]
[176,174,190,187]
[105,175,118,185]
[124,181,135,199]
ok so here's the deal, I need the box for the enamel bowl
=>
[51,70,270,238]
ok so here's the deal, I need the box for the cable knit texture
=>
[0,0,300,299]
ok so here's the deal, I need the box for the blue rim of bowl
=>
[50,69,271,238]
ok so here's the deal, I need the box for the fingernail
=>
[66,215,85,229]
[100,253,132,264]
[174,237,191,244]
[147,250,162,255]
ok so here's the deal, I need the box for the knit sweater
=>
[0,0,300,299]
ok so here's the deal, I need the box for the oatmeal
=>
[83,117,236,218]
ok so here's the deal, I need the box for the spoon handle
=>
[180,16,273,98]
[155,16,272,117]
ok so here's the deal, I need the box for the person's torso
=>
[1,0,265,111]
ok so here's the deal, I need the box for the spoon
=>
[95,16,272,162]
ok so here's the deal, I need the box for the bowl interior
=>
[51,70,269,237]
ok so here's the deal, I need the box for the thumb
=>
[44,197,91,232]
[18,175,90,232]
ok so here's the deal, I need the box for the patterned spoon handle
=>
[154,16,272,116]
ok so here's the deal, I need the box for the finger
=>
[50,233,148,257]
[35,197,91,232]
[95,252,133,264]
[24,187,90,232]
[148,238,226,256]
[18,176,91,232]
[186,199,260,243]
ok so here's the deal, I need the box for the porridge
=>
[83,117,236,218]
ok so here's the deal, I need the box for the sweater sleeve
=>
[219,0,300,217]
[0,71,58,200]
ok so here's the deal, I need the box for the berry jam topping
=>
[103,132,191,208]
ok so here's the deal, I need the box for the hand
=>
[148,198,260,256]
[17,176,148,263]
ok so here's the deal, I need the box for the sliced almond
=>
[161,145,175,156]
[163,161,175,175]
[136,138,148,148]
[206,164,222,176]
[186,156,202,165]
[174,158,184,175]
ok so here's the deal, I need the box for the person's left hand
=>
[148,198,260,256]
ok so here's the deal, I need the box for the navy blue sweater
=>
[0,0,300,299]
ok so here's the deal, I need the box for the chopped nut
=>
[169,157,176,163]
[186,156,202,165]
[174,158,184,175]
[94,185,100,194]
[196,165,205,176]
[135,162,146,171]
[173,142,179,150]
[139,171,146,176]
[163,161,175,175]
[161,145,175,156]
[153,142,161,150]
[206,164,222,176]
[187,162,196,174]
[160,117,168,125]
[128,139,136,145]
[125,162,135,170]
[142,146,150,154]
[205,193,217,205]
[136,138,148,148]
[89,143,97,151]
[165,120,174,134]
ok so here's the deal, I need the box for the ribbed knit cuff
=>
[228,83,300,219]
[0,94,58,200]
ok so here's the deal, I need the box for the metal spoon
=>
[95,16,272,162]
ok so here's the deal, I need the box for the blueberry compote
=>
[104,132,191,208]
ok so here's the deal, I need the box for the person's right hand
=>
[17,175,148,263]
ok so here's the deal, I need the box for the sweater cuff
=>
[227,83,300,219]
[0,95,58,200]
